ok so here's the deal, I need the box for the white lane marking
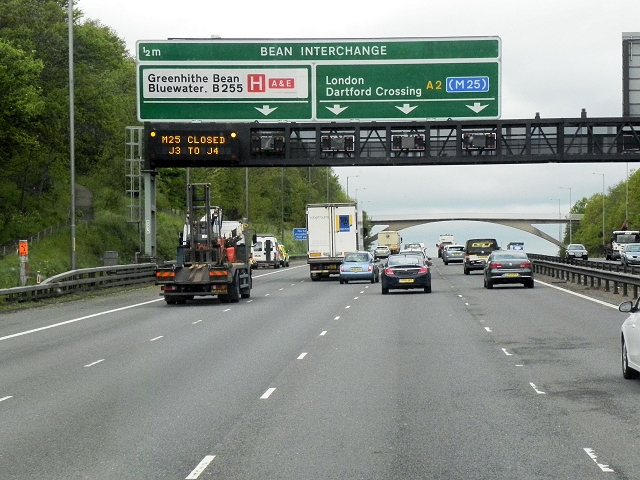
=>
[529,382,546,394]
[192,320,202,325]
[0,396,13,403]
[279,288,284,291]
[334,316,340,321]
[297,352,307,360]
[354,296,359,300]
[186,455,216,479]
[502,348,512,356]
[0,298,164,342]
[252,265,306,278]
[150,336,163,342]
[360,291,365,294]
[516,364,524,367]
[458,295,463,298]
[84,359,105,368]
[535,280,618,309]
[223,308,231,312]
[484,327,492,333]
[264,294,270,297]
[260,388,276,399]
[247,300,253,303]
[583,448,615,472]
[320,331,327,336]
[345,305,351,309]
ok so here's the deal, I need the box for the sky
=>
[77,0,640,255]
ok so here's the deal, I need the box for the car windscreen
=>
[626,245,640,252]
[447,246,464,252]
[491,253,528,261]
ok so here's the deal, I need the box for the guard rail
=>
[0,263,157,304]
[529,254,640,299]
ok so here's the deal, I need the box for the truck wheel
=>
[164,297,176,305]
[228,273,240,303]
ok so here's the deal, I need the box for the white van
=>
[252,234,280,268]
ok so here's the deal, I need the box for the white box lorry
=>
[306,203,358,281]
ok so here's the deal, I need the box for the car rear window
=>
[345,253,369,262]
[388,255,422,266]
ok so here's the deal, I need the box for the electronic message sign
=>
[137,37,500,122]
[145,125,239,168]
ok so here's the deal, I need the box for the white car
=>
[620,298,640,379]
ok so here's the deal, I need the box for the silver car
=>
[621,243,640,266]
[442,244,465,265]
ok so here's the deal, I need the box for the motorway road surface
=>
[0,261,638,479]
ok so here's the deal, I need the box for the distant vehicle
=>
[464,238,499,275]
[565,243,588,261]
[621,243,640,266]
[339,251,379,284]
[378,231,402,254]
[619,298,640,379]
[436,234,455,258]
[381,252,432,294]
[506,242,525,250]
[604,225,640,260]
[403,242,423,252]
[307,203,358,281]
[442,244,465,265]
[483,250,534,289]
[252,234,280,269]
[374,245,391,260]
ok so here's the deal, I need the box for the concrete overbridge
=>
[368,214,583,248]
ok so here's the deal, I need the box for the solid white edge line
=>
[185,455,216,479]
[260,387,276,399]
[0,396,13,402]
[535,279,619,309]
[0,298,164,342]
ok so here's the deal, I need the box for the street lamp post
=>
[551,198,561,241]
[591,172,605,248]
[355,187,367,205]
[346,175,359,198]
[559,186,572,244]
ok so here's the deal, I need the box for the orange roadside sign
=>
[19,240,28,256]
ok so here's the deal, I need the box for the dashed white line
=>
[192,320,202,325]
[260,388,276,399]
[529,382,546,394]
[279,288,284,291]
[264,293,270,296]
[150,336,163,342]
[84,359,105,368]
[353,296,359,300]
[502,348,512,356]
[297,352,307,360]
[186,455,216,479]
[223,308,231,312]
[345,305,351,309]
[334,316,340,321]
[320,331,327,336]
[0,396,13,403]
[484,327,492,333]
[584,448,615,472]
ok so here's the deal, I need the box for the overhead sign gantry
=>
[136,37,501,123]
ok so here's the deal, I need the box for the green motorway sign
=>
[136,38,501,122]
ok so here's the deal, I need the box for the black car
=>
[483,250,534,289]
[565,243,588,261]
[381,253,432,294]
